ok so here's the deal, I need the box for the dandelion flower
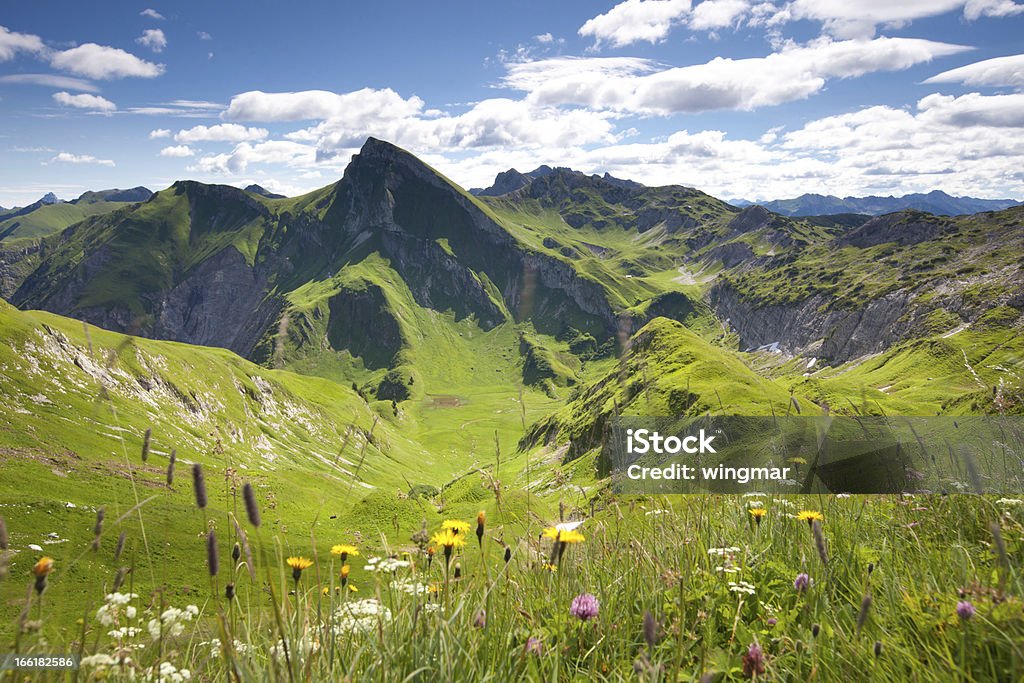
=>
[476,511,485,547]
[442,519,471,535]
[797,510,824,527]
[559,530,585,544]
[331,544,359,562]
[286,556,313,582]
[570,593,599,621]
[749,508,767,526]
[32,556,54,594]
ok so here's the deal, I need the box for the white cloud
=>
[0,73,99,92]
[197,31,212,40]
[140,9,165,20]
[0,25,46,61]
[50,152,115,167]
[789,0,1024,38]
[189,140,317,174]
[962,0,1024,20]
[52,91,116,112]
[136,29,167,53]
[689,0,751,30]
[159,145,194,157]
[507,37,971,114]
[175,123,269,143]
[149,128,171,139]
[50,43,164,79]
[917,91,1024,127]
[925,54,1024,88]
[225,88,425,122]
[535,32,554,43]
[579,0,693,47]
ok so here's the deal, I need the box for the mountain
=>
[471,166,642,197]
[0,187,153,247]
[738,190,1021,216]
[244,183,286,199]
[72,186,153,204]
[6,137,1022,419]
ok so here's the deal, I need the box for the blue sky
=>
[1,1,1023,207]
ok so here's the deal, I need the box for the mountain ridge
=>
[734,189,1021,216]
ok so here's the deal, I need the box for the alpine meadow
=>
[1,2,1024,682]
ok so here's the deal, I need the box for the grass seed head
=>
[207,530,219,577]
[243,483,260,528]
[192,464,207,510]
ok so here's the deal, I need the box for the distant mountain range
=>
[733,190,1021,216]
[0,187,152,244]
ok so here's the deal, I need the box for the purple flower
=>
[524,637,543,655]
[742,642,765,678]
[570,593,600,621]
[956,600,976,621]
[794,573,811,592]
[766,617,778,627]
[472,609,487,629]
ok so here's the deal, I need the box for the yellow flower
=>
[431,528,466,549]
[31,556,55,577]
[559,530,585,544]
[749,508,767,523]
[322,587,330,596]
[349,585,358,592]
[340,565,351,580]
[286,556,314,581]
[541,527,561,540]
[797,510,824,527]
[442,519,471,535]
[541,563,558,572]
[331,544,359,559]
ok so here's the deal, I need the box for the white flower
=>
[147,605,198,640]
[332,599,392,633]
[728,580,756,595]
[715,564,741,574]
[365,557,410,572]
[996,498,1022,507]
[144,662,191,682]
[96,593,139,627]
[390,579,429,595]
[707,546,741,557]
[109,626,142,639]
[746,500,766,509]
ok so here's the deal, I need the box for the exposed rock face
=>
[0,242,42,298]
[244,184,286,199]
[473,169,531,197]
[710,264,1023,363]
[837,211,953,248]
[73,187,153,204]
[327,283,404,369]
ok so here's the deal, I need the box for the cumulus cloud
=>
[136,28,167,53]
[506,37,971,114]
[579,0,693,47]
[689,0,751,30]
[52,91,116,112]
[140,9,165,20]
[789,0,1024,38]
[50,152,115,167]
[917,91,1024,127]
[159,145,194,157]
[0,73,99,92]
[924,54,1024,88]
[189,140,317,174]
[149,128,171,139]
[225,88,425,122]
[0,25,46,61]
[50,43,164,79]
[174,123,269,143]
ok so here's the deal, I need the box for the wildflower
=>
[365,556,410,573]
[766,617,778,627]
[473,608,487,628]
[524,637,543,655]
[96,592,139,626]
[390,578,429,595]
[192,464,207,510]
[340,564,350,588]
[856,593,872,634]
[331,544,359,562]
[476,511,485,547]
[956,600,975,621]
[147,605,199,640]
[453,562,462,580]
[797,510,824,528]
[729,580,756,596]
[643,610,658,648]
[287,556,313,582]
[708,546,742,557]
[431,529,466,565]
[31,556,54,594]
[232,543,241,563]
[114,531,127,562]
[742,643,765,678]
[225,583,235,601]
[442,519,471,535]
[811,623,821,638]
[570,593,599,621]
[749,508,767,526]
[542,563,558,572]
[504,546,511,563]
[332,599,391,634]
[242,482,261,527]
[793,573,811,593]
[206,531,219,577]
